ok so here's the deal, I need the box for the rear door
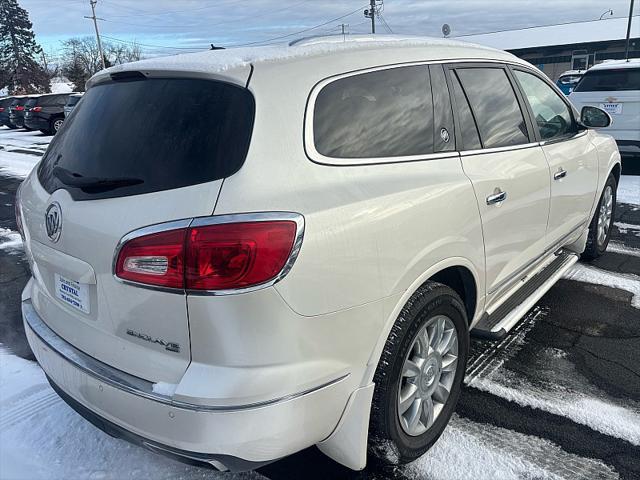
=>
[20,74,255,383]
[447,64,551,302]
[512,68,598,247]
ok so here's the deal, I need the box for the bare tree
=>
[61,36,143,91]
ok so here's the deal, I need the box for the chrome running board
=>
[472,251,579,340]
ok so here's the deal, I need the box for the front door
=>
[447,65,551,302]
[512,68,599,246]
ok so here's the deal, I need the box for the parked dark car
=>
[8,96,39,129]
[0,96,16,127]
[64,93,83,117]
[24,93,70,135]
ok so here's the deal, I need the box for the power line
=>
[229,5,367,47]
[101,35,203,51]
[379,13,393,33]
[101,0,252,18]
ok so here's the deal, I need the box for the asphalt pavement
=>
[0,128,639,479]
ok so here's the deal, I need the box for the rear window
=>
[38,77,255,200]
[558,75,582,85]
[313,65,434,159]
[574,68,640,92]
[25,98,38,108]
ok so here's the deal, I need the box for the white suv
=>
[17,36,621,472]
[569,59,640,157]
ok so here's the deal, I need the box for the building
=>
[458,15,639,81]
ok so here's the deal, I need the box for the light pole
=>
[624,0,635,61]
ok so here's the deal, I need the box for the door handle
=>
[486,190,507,205]
[554,169,567,180]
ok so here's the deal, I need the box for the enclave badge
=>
[45,202,62,243]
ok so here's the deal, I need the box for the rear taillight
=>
[0,107,4,112]
[15,106,24,111]
[115,216,302,292]
[31,106,42,112]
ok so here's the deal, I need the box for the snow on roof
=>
[101,35,503,77]
[589,58,640,70]
[457,16,639,51]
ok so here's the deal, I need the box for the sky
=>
[20,0,637,59]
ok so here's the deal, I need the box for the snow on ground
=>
[607,241,640,257]
[617,175,640,206]
[0,228,22,253]
[564,263,640,308]
[405,415,617,480]
[50,82,73,94]
[0,127,50,178]
[0,347,262,480]
[614,221,640,237]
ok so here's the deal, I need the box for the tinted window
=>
[574,68,640,92]
[515,70,577,141]
[313,66,433,158]
[66,96,81,106]
[456,68,529,148]
[450,71,482,150]
[25,98,38,108]
[38,77,255,200]
[558,75,581,85]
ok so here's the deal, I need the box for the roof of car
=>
[95,35,523,82]
[588,58,640,71]
[558,70,584,77]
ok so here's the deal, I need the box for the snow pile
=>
[607,241,640,257]
[0,347,260,480]
[564,263,640,308]
[614,221,640,237]
[50,82,73,94]
[617,175,639,206]
[0,228,22,253]
[405,415,617,479]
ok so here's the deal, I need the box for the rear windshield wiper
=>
[53,166,143,192]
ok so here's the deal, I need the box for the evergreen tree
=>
[62,55,87,92]
[0,0,50,93]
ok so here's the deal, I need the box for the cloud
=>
[21,0,635,57]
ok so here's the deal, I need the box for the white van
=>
[18,36,620,472]
[569,59,640,157]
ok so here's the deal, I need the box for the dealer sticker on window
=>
[600,103,622,115]
[55,273,90,314]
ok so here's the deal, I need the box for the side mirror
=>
[580,106,612,128]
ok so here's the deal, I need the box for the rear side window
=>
[313,65,434,159]
[25,98,37,108]
[456,68,529,149]
[449,71,482,151]
[574,68,640,92]
[38,77,255,201]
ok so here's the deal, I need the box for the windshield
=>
[38,76,255,200]
[574,67,640,92]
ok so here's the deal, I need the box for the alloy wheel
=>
[597,185,613,247]
[397,315,458,436]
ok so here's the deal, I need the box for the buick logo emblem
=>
[45,202,62,243]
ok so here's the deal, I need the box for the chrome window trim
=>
[459,141,541,157]
[112,212,305,296]
[304,58,544,166]
[24,299,348,412]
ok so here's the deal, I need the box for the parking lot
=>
[1,125,639,479]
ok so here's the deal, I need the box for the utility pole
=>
[364,0,376,34]
[624,0,635,61]
[85,0,106,70]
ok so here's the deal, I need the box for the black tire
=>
[368,282,469,465]
[583,173,617,260]
[51,117,64,134]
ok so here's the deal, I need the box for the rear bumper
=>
[24,115,49,130]
[22,297,351,471]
